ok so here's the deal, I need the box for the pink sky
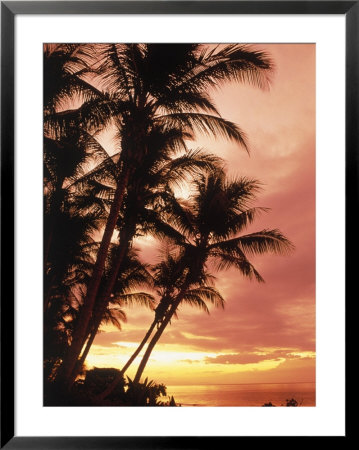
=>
[88,44,316,385]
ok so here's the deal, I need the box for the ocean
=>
[166,382,315,407]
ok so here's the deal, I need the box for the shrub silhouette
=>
[262,398,301,407]
[286,398,299,407]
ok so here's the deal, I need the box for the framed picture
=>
[1,1,353,447]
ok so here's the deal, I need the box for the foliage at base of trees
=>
[262,398,301,407]
[44,367,178,406]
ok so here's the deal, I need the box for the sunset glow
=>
[44,43,315,406]
[86,44,316,387]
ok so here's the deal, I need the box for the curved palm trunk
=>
[56,166,131,391]
[133,287,188,384]
[95,317,158,402]
[77,325,97,370]
[68,233,132,386]
[68,326,97,382]
[95,295,172,401]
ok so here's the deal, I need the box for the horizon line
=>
[165,381,316,386]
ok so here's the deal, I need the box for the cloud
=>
[178,359,201,364]
[205,353,270,365]
[92,331,123,348]
[204,350,308,365]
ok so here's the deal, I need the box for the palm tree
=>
[43,127,119,320]
[54,43,273,390]
[73,248,156,378]
[44,235,96,382]
[66,137,222,386]
[43,44,115,302]
[43,44,119,383]
[57,126,222,389]
[45,242,155,385]
[44,44,105,119]
[132,170,294,383]
[96,252,225,402]
[44,130,111,275]
[44,134,120,380]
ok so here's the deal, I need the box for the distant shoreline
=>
[167,382,315,387]
[166,382,316,407]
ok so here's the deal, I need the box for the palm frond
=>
[184,286,225,310]
[110,292,156,310]
[102,306,127,330]
[213,229,295,256]
[138,208,187,244]
[155,91,220,115]
[210,251,265,282]
[178,44,273,92]
[181,294,210,314]
[161,196,196,238]
[211,207,270,240]
[156,112,248,150]
[154,149,224,190]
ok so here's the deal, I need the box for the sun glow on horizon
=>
[86,334,315,386]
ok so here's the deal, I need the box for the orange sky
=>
[87,44,316,386]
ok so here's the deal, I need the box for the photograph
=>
[43,43,315,408]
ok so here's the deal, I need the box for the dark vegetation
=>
[45,367,177,406]
[262,398,301,407]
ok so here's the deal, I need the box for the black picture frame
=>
[1,1,354,447]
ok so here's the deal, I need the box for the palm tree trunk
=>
[77,325,97,370]
[68,236,131,386]
[56,166,132,391]
[133,287,188,384]
[69,318,100,381]
[95,296,172,401]
[95,317,158,402]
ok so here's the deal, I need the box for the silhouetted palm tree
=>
[44,44,101,115]
[66,138,222,386]
[73,248,156,378]
[44,235,96,382]
[44,130,111,274]
[96,253,224,402]
[43,45,116,305]
[132,171,293,383]
[43,43,110,146]
[44,133,118,378]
